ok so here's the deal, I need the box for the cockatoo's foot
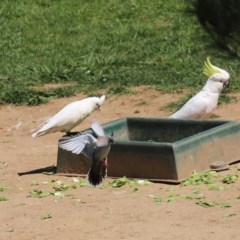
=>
[66,131,81,137]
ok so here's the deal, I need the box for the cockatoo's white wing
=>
[32,96,105,138]
[169,91,217,119]
[32,101,86,136]
[58,134,97,158]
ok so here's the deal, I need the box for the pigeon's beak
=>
[223,80,230,88]
[110,133,115,144]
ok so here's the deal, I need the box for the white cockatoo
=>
[58,120,114,186]
[169,58,230,119]
[32,96,105,138]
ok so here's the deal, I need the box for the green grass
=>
[0,0,239,104]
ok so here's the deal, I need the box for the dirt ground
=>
[1,86,240,240]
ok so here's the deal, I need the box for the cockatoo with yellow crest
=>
[169,58,230,119]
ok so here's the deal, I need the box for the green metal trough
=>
[57,117,240,183]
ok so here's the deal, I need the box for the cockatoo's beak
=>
[223,80,230,88]
[203,57,221,77]
[97,95,105,110]
[96,95,105,111]
[97,104,101,111]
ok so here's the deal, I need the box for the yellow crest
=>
[203,57,221,77]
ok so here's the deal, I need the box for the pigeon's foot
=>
[103,158,108,167]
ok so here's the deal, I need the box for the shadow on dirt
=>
[18,165,56,176]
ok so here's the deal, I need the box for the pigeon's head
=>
[203,57,230,92]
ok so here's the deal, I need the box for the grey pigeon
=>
[58,120,114,186]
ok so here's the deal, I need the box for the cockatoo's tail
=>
[203,57,221,77]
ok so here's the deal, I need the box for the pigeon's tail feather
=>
[87,160,107,186]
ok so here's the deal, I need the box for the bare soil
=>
[1,86,240,240]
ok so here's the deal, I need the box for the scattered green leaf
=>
[41,214,52,220]
[154,196,162,204]
[196,201,216,208]
[30,189,52,198]
[184,194,205,200]
[0,196,8,201]
[220,202,233,208]
[222,175,238,184]
[72,178,89,187]
[182,171,217,186]
[54,192,65,198]
[166,194,179,202]
[0,186,7,192]
[53,184,70,191]
[111,177,130,188]
[148,194,162,204]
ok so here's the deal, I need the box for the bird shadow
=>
[18,165,57,176]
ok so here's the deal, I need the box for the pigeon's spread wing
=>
[81,134,98,159]
[91,120,105,137]
[58,135,88,154]
[58,134,97,158]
